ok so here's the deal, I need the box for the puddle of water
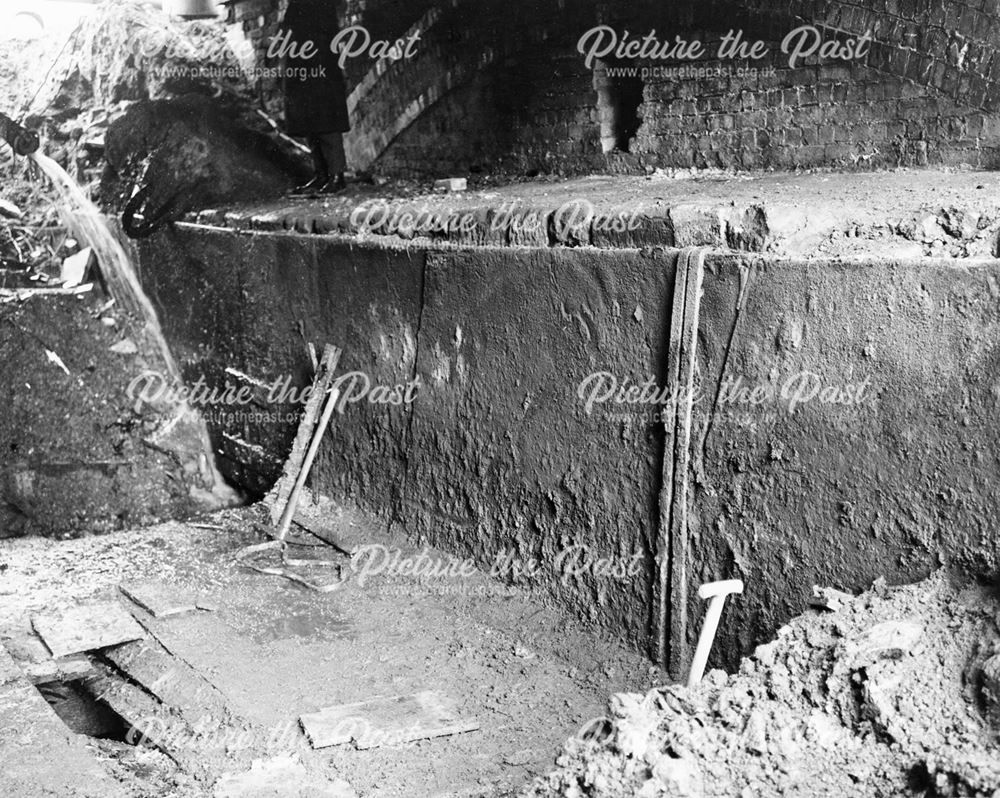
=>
[252,611,354,643]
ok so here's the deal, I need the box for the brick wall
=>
[223,0,1000,176]
[631,50,1000,170]
[374,46,605,178]
[701,0,1000,111]
[226,0,287,115]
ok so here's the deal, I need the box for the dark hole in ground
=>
[905,761,933,794]
[37,678,130,742]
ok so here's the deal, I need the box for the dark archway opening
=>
[594,60,644,153]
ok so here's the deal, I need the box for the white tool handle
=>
[687,579,743,688]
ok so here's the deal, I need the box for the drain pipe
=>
[0,112,40,157]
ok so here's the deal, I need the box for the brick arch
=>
[228,0,1000,174]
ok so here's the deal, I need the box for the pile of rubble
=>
[18,1,254,180]
[525,573,1000,797]
[1,1,303,223]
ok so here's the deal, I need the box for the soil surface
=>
[524,573,1000,798]
[0,288,207,539]
[0,495,665,797]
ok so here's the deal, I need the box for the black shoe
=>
[290,174,329,197]
[318,174,347,194]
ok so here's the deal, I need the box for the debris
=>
[981,653,1000,726]
[119,580,199,618]
[842,619,924,666]
[526,573,996,798]
[213,754,357,798]
[44,348,70,376]
[300,690,479,750]
[0,198,23,219]
[0,283,94,302]
[514,644,537,660]
[434,177,468,192]
[266,344,342,528]
[1,633,93,684]
[810,584,855,612]
[109,338,139,355]
[244,564,344,594]
[60,246,95,288]
[31,601,146,658]
[92,298,116,316]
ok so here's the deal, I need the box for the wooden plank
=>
[119,580,199,618]
[0,629,93,683]
[301,690,479,750]
[667,248,705,682]
[102,638,236,727]
[653,248,707,680]
[32,601,146,658]
[652,249,691,667]
[23,657,94,684]
[267,345,343,526]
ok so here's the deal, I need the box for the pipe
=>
[0,113,40,157]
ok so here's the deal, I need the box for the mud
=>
[0,496,665,798]
[525,573,1000,798]
[0,291,207,538]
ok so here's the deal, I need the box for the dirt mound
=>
[7,2,305,215]
[101,94,303,227]
[27,1,250,119]
[525,573,1000,797]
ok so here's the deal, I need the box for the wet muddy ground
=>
[0,495,664,797]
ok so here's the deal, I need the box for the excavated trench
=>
[132,170,1000,675]
[6,169,1000,796]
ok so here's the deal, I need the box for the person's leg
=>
[292,136,330,194]
[317,132,347,193]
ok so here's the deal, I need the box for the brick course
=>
[224,0,1000,175]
